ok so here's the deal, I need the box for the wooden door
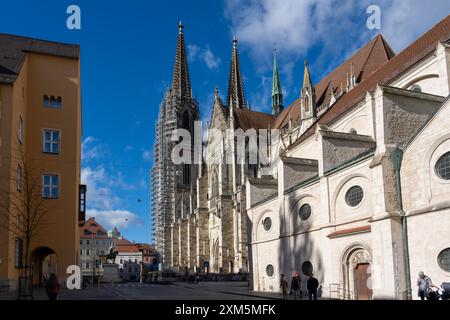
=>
[354,263,372,300]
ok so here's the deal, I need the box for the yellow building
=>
[0,34,83,291]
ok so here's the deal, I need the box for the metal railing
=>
[329,283,353,300]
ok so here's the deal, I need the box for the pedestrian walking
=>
[46,273,60,300]
[417,271,438,300]
[280,274,289,300]
[307,273,319,300]
[290,272,302,300]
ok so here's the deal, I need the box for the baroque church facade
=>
[152,15,450,299]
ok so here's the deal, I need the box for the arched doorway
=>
[31,247,57,285]
[342,245,372,300]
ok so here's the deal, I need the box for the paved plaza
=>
[0,281,320,300]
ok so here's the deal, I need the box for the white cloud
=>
[378,0,450,51]
[224,0,450,110]
[142,150,152,161]
[224,0,450,68]
[188,44,222,71]
[82,136,106,162]
[87,209,143,231]
[124,145,134,152]
[81,166,120,210]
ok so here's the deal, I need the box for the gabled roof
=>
[80,218,109,239]
[233,108,275,131]
[115,238,140,253]
[287,14,450,151]
[274,34,395,129]
[0,33,79,84]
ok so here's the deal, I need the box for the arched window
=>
[183,164,190,185]
[304,96,310,113]
[56,96,62,108]
[50,96,56,107]
[211,171,219,197]
[182,111,190,130]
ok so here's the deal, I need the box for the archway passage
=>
[31,247,57,286]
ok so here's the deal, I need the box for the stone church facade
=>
[153,15,450,299]
[246,15,450,299]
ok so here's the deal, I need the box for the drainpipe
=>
[390,148,412,300]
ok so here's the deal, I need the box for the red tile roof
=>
[79,218,109,239]
[274,34,395,130]
[233,107,275,130]
[115,245,140,253]
[288,14,450,151]
[115,238,140,253]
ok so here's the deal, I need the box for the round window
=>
[438,248,450,272]
[266,264,274,277]
[299,204,312,221]
[435,152,450,181]
[263,217,272,231]
[301,261,314,276]
[411,84,422,93]
[345,186,364,207]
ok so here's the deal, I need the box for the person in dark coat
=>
[307,273,319,300]
[46,273,60,300]
[280,274,289,300]
[290,272,302,300]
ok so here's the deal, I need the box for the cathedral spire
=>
[171,21,191,99]
[272,47,284,117]
[227,37,248,110]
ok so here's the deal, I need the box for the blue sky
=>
[1,0,449,243]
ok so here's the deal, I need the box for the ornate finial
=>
[233,36,238,48]
[178,21,184,34]
[304,58,308,67]
[214,87,219,99]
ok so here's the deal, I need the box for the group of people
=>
[280,270,442,301]
[280,273,319,300]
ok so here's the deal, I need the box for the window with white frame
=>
[16,165,22,192]
[43,129,60,154]
[18,116,24,143]
[42,174,59,199]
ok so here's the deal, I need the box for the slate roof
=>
[0,33,79,84]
